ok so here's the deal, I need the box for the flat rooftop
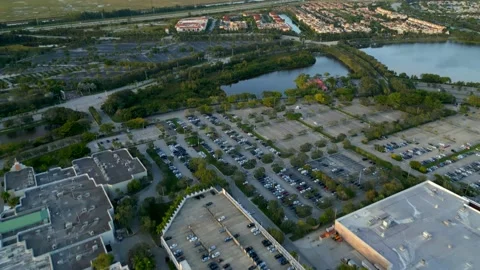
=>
[163,191,291,270]
[36,167,76,186]
[50,237,106,270]
[337,180,480,270]
[4,167,35,191]
[0,242,52,270]
[72,149,145,185]
[17,174,113,257]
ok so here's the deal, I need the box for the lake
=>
[0,124,50,144]
[280,14,301,34]
[361,42,480,82]
[221,56,349,96]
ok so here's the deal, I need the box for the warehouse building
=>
[335,180,480,270]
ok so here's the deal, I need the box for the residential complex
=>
[220,16,248,31]
[161,188,303,270]
[175,16,209,32]
[335,180,480,270]
[291,2,446,35]
[0,149,146,270]
[251,12,291,32]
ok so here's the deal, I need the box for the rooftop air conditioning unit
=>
[76,255,82,261]
[92,245,98,251]
[65,222,73,229]
[423,231,432,239]
[89,231,95,236]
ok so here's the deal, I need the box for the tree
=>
[314,92,331,104]
[127,179,142,194]
[7,196,19,208]
[336,264,358,270]
[43,107,87,126]
[410,160,421,170]
[295,205,312,218]
[21,115,34,124]
[306,216,318,226]
[342,202,356,214]
[359,76,380,96]
[319,208,335,225]
[311,149,323,159]
[300,142,313,152]
[100,123,115,134]
[342,139,352,149]
[214,149,223,158]
[315,139,328,148]
[232,170,246,182]
[141,216,156,234]
[459,104,470,114]
[267,227,285,243]
[261,153,274,164]
[280,220,296,234]
[3,119,15,128]
[466,95,480,107]
[128,243,156,270]
[365,189,377,202]
[271,163,282,173]
[125,118,147,129]
[92,253,114,270]
[115,197,136,228]
[254,167,266,179]
[1,191,10,202]
[290,152,309,168]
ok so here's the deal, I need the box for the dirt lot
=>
[1,0,230,21]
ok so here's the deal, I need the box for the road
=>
[137,143,164,202]
[0,79,156,125]
[1,0,301,34]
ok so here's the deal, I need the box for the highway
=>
[1,0,300,34]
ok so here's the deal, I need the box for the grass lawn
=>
[0,0,227,22]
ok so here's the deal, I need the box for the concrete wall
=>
[334,221,390,270]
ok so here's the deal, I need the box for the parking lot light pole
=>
[358,170,363,185]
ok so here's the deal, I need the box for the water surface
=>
[222,56,349,96]
[362,42,480,82]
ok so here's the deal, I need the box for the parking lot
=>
[296,104,365,137]
[163,191,291,270]
[339,100,406,123]
[359,113,480,172]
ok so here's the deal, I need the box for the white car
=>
[189,236,198,242]
[169,243,177,249]
[217,216,226,222]
[211,251,221,258]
